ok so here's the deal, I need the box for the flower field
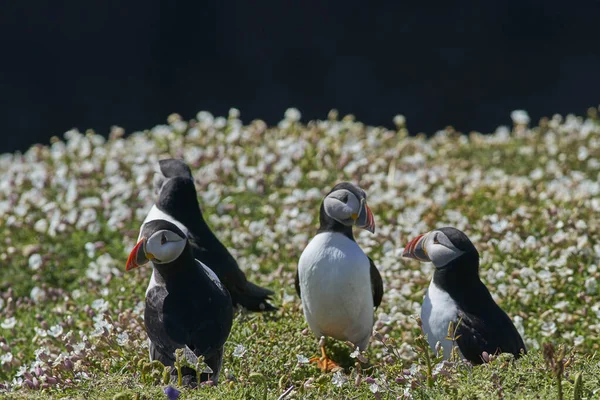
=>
[0,108,599,399]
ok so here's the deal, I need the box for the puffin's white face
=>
[126,228,187,270]
[402,230,465,269]
[323,187,375,233]
[145,229,187,264]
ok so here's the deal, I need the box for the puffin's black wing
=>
[187,233,277,312]
[368,256,383,308]
[156,174,277,312]
[454,307,526,365]
[294,268,301,298]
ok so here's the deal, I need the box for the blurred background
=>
[1,0,599,153]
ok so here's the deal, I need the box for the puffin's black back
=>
[144,239,233,385]
[433,227,526,363]
[155,172,276,311]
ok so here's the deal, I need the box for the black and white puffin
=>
[126,219,233,385]
[295,182,383,372]
[402,226,526,364]
[140,158,276,312]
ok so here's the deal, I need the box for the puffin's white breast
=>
[298,232,374,349]
[421,279,464,359]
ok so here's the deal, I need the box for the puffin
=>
[126,219,233,386]
[402,226,526,364]
[140,158,276,312]
[295,182,383,372]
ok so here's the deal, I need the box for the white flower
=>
[233,344,246,358]
[541,321,557,337]
[284,108,301,122]
[84,242,96,258]
[369,383,379,393]
[229,108,240,119]
[393,114,406,127]
[34,218,48,233]
[72,289,82,300]
[30,287,45,304]
[0,298,4,311]
[91,299,109,313]
[511,110,530,125]
[0,352,13,365]
[296,354,309,364]
[585,277,597,294]
[28,253,43,270]
[331,371,347,387]
[34,327,47,337]
[48,325,63,338]
[1,317,17,329]
[116,332,129,347]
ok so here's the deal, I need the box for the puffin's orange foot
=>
[311,356,340,372]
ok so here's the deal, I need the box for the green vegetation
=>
[0,108,599,399]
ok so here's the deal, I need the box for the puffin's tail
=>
[232,281,278,312]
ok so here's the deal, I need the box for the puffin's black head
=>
[321,182,375,233]
[402,227,478,269]
[153,158,194,196]
[155,176,204,223]
[126,219,188,271]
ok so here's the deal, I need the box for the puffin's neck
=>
[152,246,196,283]
[432,252,483,305]
[316,203,355,241]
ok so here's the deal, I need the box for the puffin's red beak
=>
[126,238,149,271]
[354,199,376,233]
[362,204,375,233]
[402,233,430,261]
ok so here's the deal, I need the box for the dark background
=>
[1,1,599,153]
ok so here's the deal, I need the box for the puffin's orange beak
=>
[402,233,430,261]
[126,238,149,271]
[354,199,375,233]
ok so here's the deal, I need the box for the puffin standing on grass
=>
[402,226,526,364]
[140,158,276,312]
[126,219,233,386]
[295,182,383,372]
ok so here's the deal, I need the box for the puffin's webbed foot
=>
[309,338,341,372]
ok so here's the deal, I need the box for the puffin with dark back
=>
[140,158,276,312]
[126,219,233,386]
[295,182,383,372]
[402,227,526,364]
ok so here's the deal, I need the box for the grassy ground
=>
[0,108,599,399]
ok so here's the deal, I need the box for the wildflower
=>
[48,325,63,338]
[296,354,309,364]
[510,110,530,125]
[331,371,347,387]
[0,352,13,365]
[28,254,42,270]
[369,382,379,393]
[116,332,129,347]
[164,385,181,400]
[350,347,368,363]
[91,299,109,313]
[284,108,301,122]
[1,317,17,329]
[232,344,246,358]
[30,287,45,304]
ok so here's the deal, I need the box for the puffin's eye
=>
[433,235,440,245]
[161,233,167,245]
[340,193,349,203]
